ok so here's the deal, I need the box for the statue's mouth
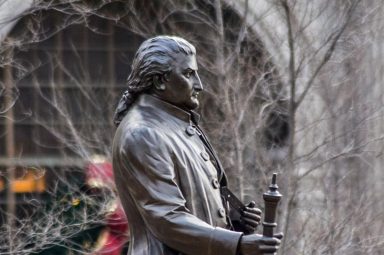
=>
[192,92,199,98]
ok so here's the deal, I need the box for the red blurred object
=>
[93,200,129,255]
[86,158,130,255]
[86,160,115,189]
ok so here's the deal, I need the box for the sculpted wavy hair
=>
[113,35,196,126]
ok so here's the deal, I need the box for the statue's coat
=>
[113,94,242,255]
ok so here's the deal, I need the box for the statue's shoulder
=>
[117,121,168,148]
[114,103,172,152]
[121,101,166,125]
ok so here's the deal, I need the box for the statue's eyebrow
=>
[184,67,197,72]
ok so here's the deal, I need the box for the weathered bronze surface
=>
[112,36,282,255]
[262,174,282,237]
[262,174,282,255]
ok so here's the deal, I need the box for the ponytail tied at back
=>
[114,76,153,127]
[113,90,137,126]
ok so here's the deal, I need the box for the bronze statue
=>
[112,36,282,255]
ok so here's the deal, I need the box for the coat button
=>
[218,208,226,218]
[186,126,196,136]
[200,151,210,161]
[212,178,220,189]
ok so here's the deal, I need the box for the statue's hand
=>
[241,201,262,234]
[239,233,282,255]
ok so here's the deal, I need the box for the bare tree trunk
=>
[213,0,246,198]
[280,1,297,252]
[213,0,228,113]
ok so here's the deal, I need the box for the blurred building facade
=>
[0,0,290,253]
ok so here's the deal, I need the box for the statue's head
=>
[114,35,203,126]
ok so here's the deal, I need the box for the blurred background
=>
[0,0,383,254]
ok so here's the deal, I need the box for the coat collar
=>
[137,94,201,125]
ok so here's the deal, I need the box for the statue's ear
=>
[153,75,165,91]
[162,72,170,82]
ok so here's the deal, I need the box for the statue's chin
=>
[186,100,199,111]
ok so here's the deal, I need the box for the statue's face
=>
[159,53,203,111]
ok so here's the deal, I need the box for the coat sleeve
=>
[114,126,242,255]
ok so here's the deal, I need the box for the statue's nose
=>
[194,73,203,91]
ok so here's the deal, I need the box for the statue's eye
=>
[184,71,193,78]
